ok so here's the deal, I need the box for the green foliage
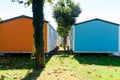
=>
[53,0,81,50]
[12,0,53,5]
[57,26,71,38]
[0,17,2,22]
[53,0,81,28]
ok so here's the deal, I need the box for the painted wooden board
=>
[0,15,58,53]
[70,18,119,53]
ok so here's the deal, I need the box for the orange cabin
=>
[0,15,54,53]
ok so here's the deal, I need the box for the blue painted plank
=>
[74,20,119,52]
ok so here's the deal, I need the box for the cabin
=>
[69,18,120,56]
[0,15,58,53]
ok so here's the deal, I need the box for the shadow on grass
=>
[74,53,120,67]
[22,69,42,80]
[0,54,34,70]
[0,53,54,80]
[22,52,54,80]
[51,51,72,59]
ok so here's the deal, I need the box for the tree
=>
[53,0,81,50]
[12,0,53,69]
[0,17,2,22]
[32,0,45,69]
[57,26,71,39]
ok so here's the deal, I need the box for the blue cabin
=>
[69,18,120,55]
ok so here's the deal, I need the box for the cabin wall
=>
[0,17,57,53]
[47,23,58,53]
[43,22,48,53]
[119,25,120,52]
[69,27,74,51]
[74,20,119,52]
[0,18,33,52]
[113,25,120,56]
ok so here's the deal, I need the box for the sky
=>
[0,0,120,29]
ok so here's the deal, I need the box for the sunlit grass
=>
[38,53,120,80]
[0,52,120,80]
[0,70,31,80]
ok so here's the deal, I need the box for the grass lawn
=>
[0,52,120,80]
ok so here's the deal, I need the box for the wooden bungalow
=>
[0,15,58,53]
[69,18,120,56]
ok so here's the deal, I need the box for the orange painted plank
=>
[0,17,48,53]
[0,18,33,52]
[43,22,47,53]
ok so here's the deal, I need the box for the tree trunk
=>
[32,0,45,69]
[63,28,67,51]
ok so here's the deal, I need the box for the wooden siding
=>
[43,22,47,53]
[75,20,118,52]
[70,19,119,53]
[47,24,58,53]
[0,17,33,52]
[0,16,48,53]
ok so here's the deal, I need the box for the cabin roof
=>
[0,15,48,23]
[75,18,119,26]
